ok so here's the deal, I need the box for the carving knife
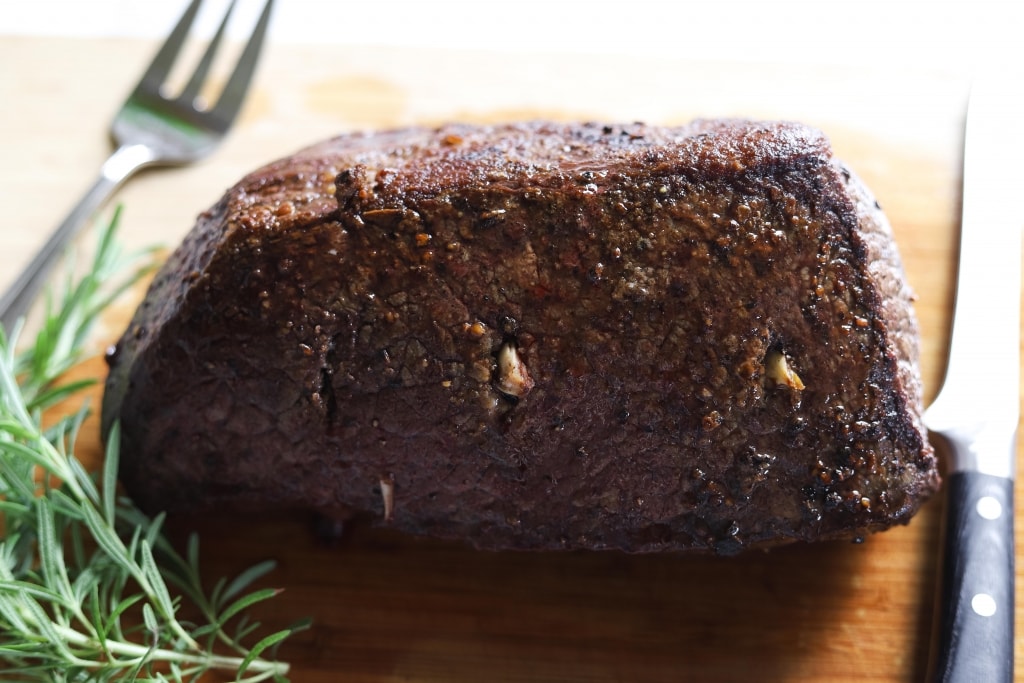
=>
[924,77,1022,682]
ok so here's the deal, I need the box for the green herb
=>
[0,208,307,681]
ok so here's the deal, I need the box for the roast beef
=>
[102,120,939,554]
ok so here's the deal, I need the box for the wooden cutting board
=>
[2,36,1020,682]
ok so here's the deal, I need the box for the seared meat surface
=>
[102,120,938,554]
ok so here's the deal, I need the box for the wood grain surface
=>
[1,36,1020,682]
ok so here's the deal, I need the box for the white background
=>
[1,0,1020,75]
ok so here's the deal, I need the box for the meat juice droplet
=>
[104,344,121,366]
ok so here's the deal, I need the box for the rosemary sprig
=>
[0,209,306,681]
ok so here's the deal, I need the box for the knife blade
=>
[924,77,1022,683]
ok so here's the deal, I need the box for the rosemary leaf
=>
[235,629,294,681]
[217,588,282,631]
[221,560,278,606]
[24,377,96,414]
[102,423,120,526]
[0,208,300,681]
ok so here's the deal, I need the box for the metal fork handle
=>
[0,143,156,334]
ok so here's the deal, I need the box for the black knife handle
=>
[930,470,1014,683]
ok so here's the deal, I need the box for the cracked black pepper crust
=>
[101,120,939,554]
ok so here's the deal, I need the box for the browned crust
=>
[838,163,939,509]
[103,120,938,554]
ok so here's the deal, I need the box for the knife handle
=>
[930,470,1014,683]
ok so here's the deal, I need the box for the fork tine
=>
[135,0,204,94]
[209,0,274,128]
[179,0,237,106]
